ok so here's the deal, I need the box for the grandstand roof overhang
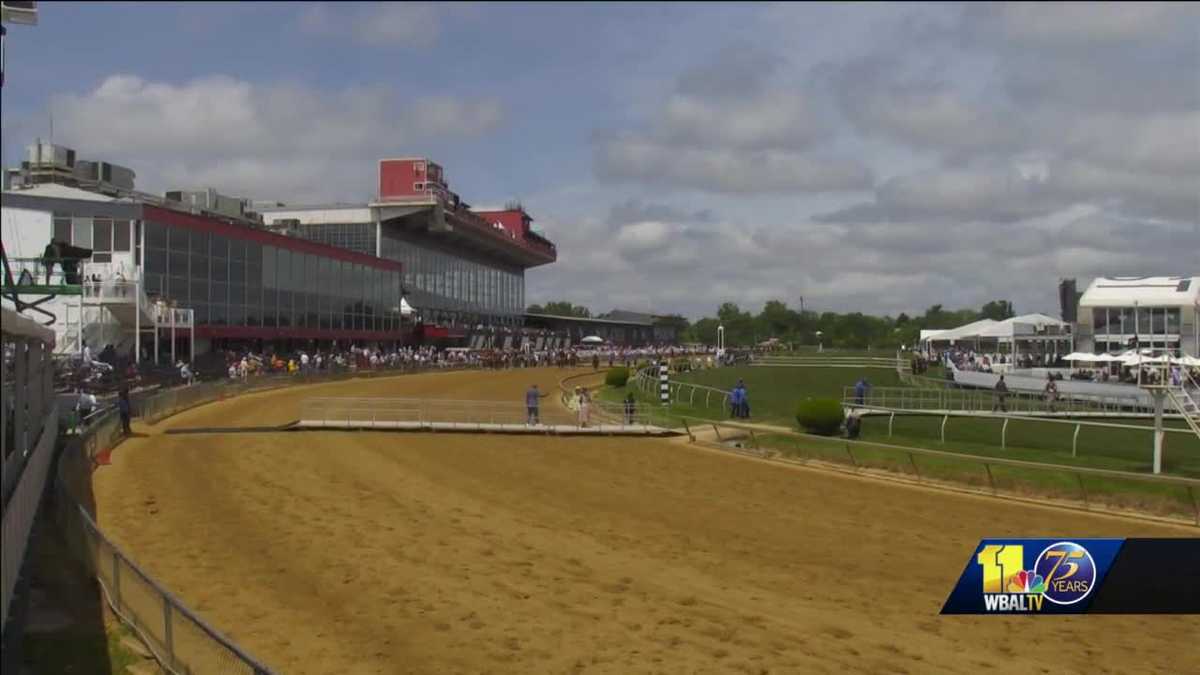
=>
[1079,276,1199,308]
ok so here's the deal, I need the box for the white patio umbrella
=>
[581,335,605,345]
[1064,352,1097,363]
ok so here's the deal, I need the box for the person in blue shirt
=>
[854,378,870,406]
[729,384,743,418]
[525,384,545,425]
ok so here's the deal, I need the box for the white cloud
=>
[969,2,1198,46]
[596,137,872,194]
[298,2,444,48]
[48,74,505,201]
[593,44,869,194]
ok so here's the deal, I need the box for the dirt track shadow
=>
[15,439,120,674]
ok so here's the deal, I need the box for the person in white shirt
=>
[300,352,310,372]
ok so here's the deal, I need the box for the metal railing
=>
[2,257,85,288]
[687,418,1200,526]
[843,385,1150,416]
[56,411,273,674]
[751,355,906,369]
[630,365,734,412]
[46,360,514,673]
[299,396,668,430]
[131,362,489,424]
[2,307,59,637]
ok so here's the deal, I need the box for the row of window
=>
[1094,340,1183,353]
[380,234,524,316]
[142,220,403,331]
[1090,306,1183,335]
[53,214,136,263]
[296,223,376,257]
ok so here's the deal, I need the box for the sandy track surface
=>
[93,368,1198,674]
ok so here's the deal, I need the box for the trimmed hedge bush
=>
[796,398,845,436]
[605,366,630,388]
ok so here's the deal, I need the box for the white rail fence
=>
[299,397,669,431]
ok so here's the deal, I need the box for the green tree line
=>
[526,298,1017,349]
[681,299,1017,348]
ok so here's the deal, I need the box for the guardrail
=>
[56,411,273,674]
[2,307,59,638]
[752,355,906,369]
[685,418,1200,526]
[299,396,667,430]
[131,363,488,424]
[630,365,733,412]
[843,385,1150,416]
[48,360,508,673]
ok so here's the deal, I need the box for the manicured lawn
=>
[753,432,1198,520]
[674,365,905,424]
[623,365,1200,479]
[860,414,1200,478]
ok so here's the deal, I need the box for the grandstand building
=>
[1075,276,1199,356]
[257,158,556,334]
[1,142,560,358]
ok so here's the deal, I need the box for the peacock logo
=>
[1004,569,1047,595]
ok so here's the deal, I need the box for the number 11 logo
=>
[977,544,1024,593]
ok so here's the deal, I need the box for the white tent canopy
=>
[399,297,415,317]
[580,335,605,344]
[920,314,1069,344]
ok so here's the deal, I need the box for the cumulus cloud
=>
[298,2,444,48]
[546,2,1200,317]
[595,137,872,194]
[607,199,715,227]
[814,3,1199,228]
[593,45,871,194]
[531,196,1200,319]
[964,2,1199,47]
[47,74,504,201]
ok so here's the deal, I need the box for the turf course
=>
[610,366,1200,479]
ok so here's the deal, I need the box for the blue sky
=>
[3,2,1197,318]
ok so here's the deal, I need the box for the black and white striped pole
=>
[659,360,669,406]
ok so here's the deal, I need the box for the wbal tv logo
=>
[976,541,1096,612]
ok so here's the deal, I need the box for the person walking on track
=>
[577,387,592,427]
[992,375,1009,413]
[117,386,133,435]
[526,383,545,425]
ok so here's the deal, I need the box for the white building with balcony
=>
[1075,276,1199,356]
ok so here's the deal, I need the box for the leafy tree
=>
[540,300,591,318]
[980,300,1015,321]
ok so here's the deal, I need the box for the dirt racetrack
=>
[93,367,1199,674]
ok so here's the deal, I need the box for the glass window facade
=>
[142,220,402,332]
[379,231,524,324]
[1090,306,1185,344]
[295,223,376,256]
